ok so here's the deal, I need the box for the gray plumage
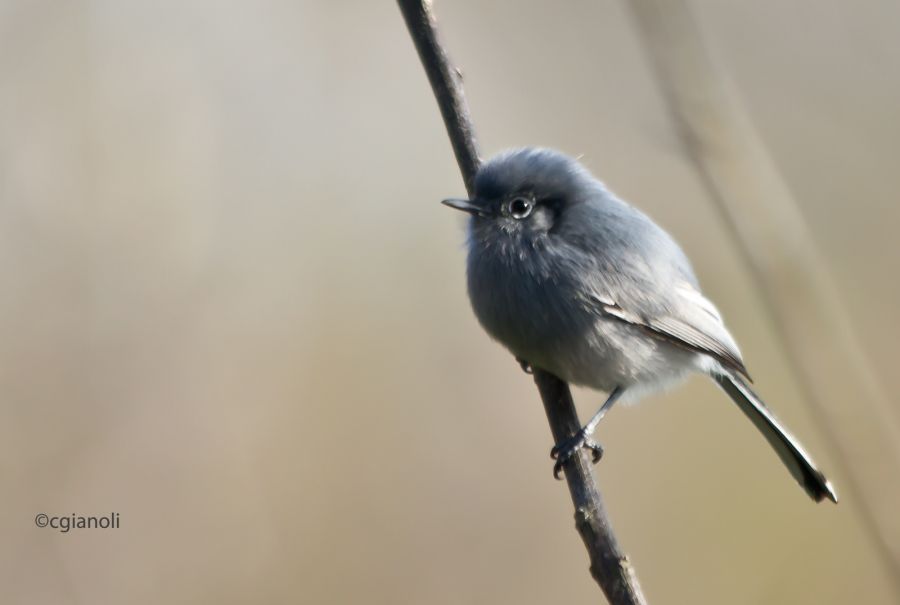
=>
[444,147,836,503]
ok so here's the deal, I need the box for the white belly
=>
[528,317,706,402]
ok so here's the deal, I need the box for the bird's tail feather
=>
[712,372,837,503]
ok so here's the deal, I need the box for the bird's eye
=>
[508,196,533,219]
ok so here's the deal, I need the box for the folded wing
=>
[589,282,750,380]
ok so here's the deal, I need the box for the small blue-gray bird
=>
[443,147,836,503]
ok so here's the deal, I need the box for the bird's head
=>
[442,148,597,242]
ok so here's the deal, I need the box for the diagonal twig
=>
[397,1,648,603]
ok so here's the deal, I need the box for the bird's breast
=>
[465,239,591,365]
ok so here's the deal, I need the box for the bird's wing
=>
[588,283,751,380]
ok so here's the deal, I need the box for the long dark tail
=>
[713,372,837,503]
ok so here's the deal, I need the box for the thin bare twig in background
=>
[630,0,900,587]
[397,1,648,603]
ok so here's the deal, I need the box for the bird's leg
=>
[515,357,533,374]
[551,386,625,479]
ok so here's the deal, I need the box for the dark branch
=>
[533,371,648,605]
[397,1,648,603]
[397,0,481,194]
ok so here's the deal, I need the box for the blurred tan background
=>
[1,1,898,603]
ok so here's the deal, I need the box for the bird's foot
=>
[550,431,603,479]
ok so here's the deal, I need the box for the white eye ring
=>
[508,196,533,219]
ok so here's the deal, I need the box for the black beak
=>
[441,198,490,217]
